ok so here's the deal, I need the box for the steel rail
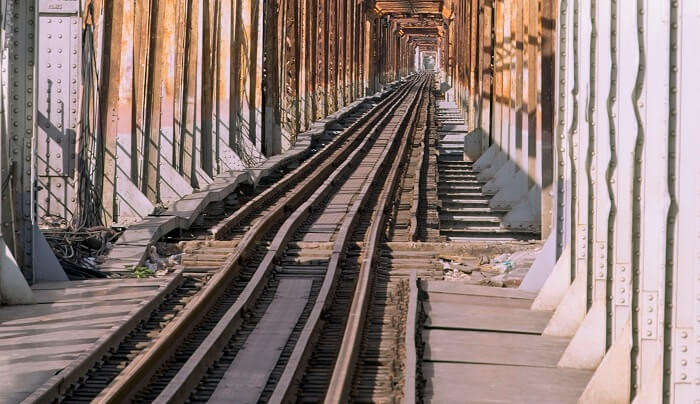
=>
[270,77,428,402]
[321,75,429,403]
[90,80,416,404]
[152,75,427,404]
[211,82,404,240]
[404,270,419,403]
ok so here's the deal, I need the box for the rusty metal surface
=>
[21,0,431,231]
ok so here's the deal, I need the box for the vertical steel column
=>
[667,3,700,400]
[252,0,264,150]
[479,0,493,148]
[0,0,33,299]
[539,0,555,239]
[344,0,352,103]
[501,0,512,157]
[493,0,503,147]
[327,0,336,111]
[336,0,344,108]
[514,0,524,170]
[158,0,194,202]
[297,0,307,132]
[587,0,613,362]
[281,0,299,147]
[633,1,669,400]
[524,0,537,188]
[263,0,282,153]
[216,0,233,162]
[612,0,636,369]
[181,0,200,185]
[306,0,316,126]
[200,0,214,176]
[2,0,35,280]
[99,0,126,225]
[315,0,326,118]
[36,3,81,224]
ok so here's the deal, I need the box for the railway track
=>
[52,74,431,403]
[293,75,429,403]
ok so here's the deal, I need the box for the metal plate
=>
[39,1,80,14]
[36,12,80,219]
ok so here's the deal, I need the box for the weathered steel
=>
[36,8,81,221]
[1,0,37,280]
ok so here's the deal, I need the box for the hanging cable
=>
[73,3,103,230]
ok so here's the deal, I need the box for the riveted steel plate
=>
[36,11,81,219]
[4,0,37,277]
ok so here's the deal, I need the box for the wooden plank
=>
[21,273,182,404]
[423,329,569,367]
[31,290,161,304]
[209,278,312,403]
[423,280,537,299]
[0,316,129,333]
[423,301,550,334]
[423,362,591,403]
[0,302,142,323]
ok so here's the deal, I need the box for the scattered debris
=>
[441,245,542,288]
[142,245,182,276]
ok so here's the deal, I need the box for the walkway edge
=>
[22,270,185,404]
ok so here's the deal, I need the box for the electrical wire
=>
[73,4,103,230]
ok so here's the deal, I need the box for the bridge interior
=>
[0,0,698,403]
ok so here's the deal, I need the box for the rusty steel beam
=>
[514,0,524,169]
[327,0,337,110]
[282,0,299,141]
[337,0,345,107]
[181,0,199,185]
[263,0,282,153]
[315,0,326,118]
[100,0,127,224]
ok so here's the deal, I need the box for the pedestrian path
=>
[419,281,592,403]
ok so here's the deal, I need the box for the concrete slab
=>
[423,329,570,367]
[423,362,592,404]
[423,301,551,334]
[0,276,178,403]
[426,292,533,309]
[422,281,537,299]
[115,215,184,246]
[438,124,470,132]
[419,279,588,402]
